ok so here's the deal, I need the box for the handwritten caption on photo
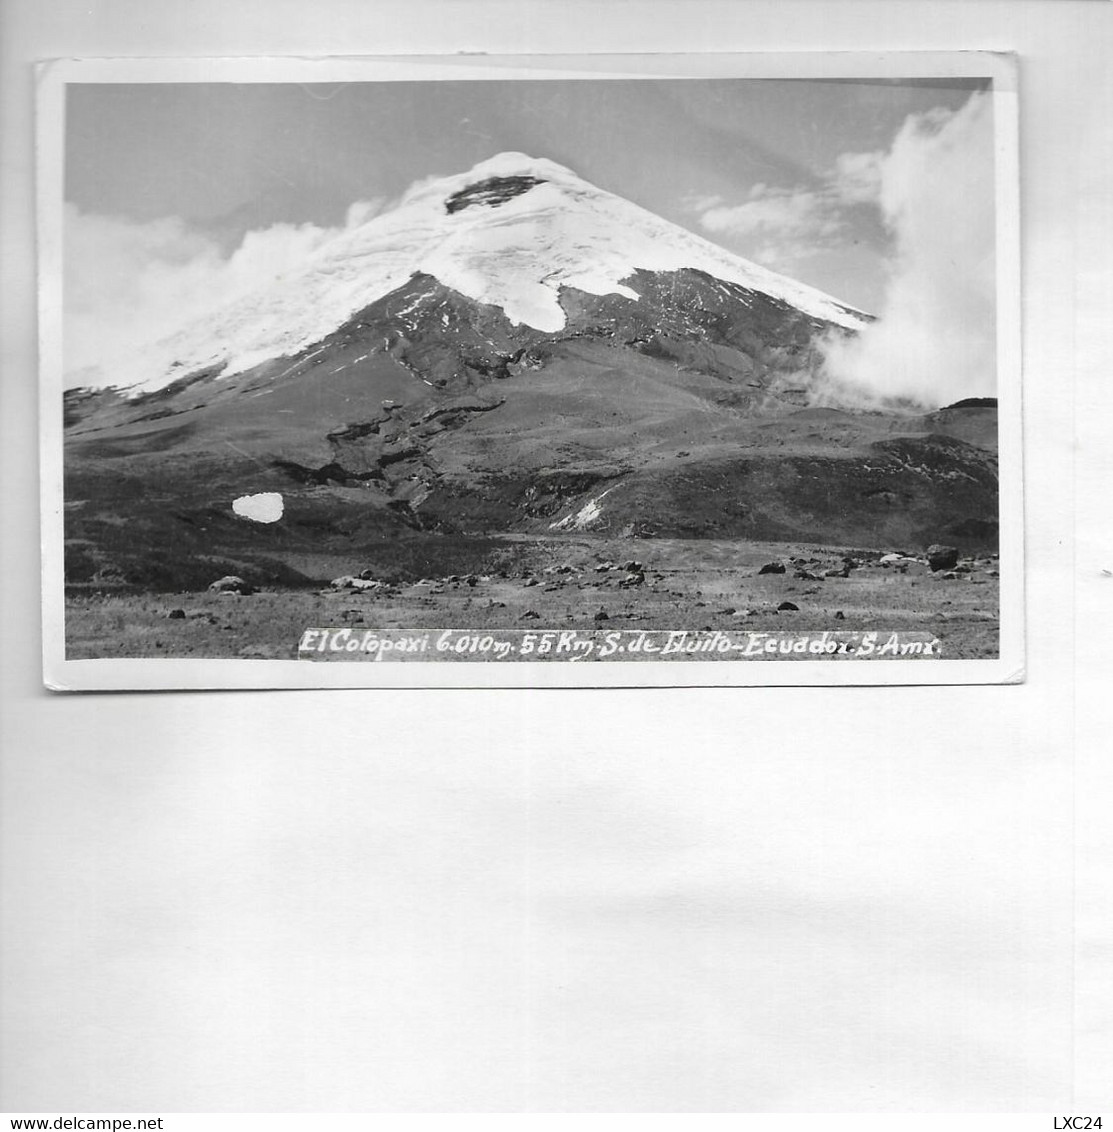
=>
[298,628,943,662]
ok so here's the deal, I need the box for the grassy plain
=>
[64,535,999,662]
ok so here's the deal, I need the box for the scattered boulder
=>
[619,571,645,588]
[834,610,846,620]
[758,562,786,575]
[208,575,255,595]
[777,601,799,611]
[521,609,540,620]
[794,569,822,581]
[879,553,906,566]
[824,566,849,579]
[524,576,539,587]
[330,575,381,592]
[593,610,610,622]
[166,608,186,620]
[926,544,959,572]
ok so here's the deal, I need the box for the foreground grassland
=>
[64,536,1000,662]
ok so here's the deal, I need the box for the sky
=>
[64,76,997,403]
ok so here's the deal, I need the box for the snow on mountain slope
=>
[70,152,871,396]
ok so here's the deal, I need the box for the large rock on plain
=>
[331,575,382,591]
[926,544,959,572]
[208,575,256,595]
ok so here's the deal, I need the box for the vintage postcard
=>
[38,52,1022,689]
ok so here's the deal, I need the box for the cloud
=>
[692,152,883,276]
[820,93,996,408]
[64,199,387,383]
[683,192,727,213]
[832,149,884,204]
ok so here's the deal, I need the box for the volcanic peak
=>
[68,151,872,396]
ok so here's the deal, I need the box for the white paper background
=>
[2,0,1110,1114]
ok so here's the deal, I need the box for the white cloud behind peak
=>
[63,199,387,382]
[691,149,884,277]
[688,92,998,411]
[821,92,997,408]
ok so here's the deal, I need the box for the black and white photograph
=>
[40,54,1020,688]
[6,1,1111,1121]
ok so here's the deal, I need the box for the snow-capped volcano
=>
[63,153,1001,598]
[70,152,870,395]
